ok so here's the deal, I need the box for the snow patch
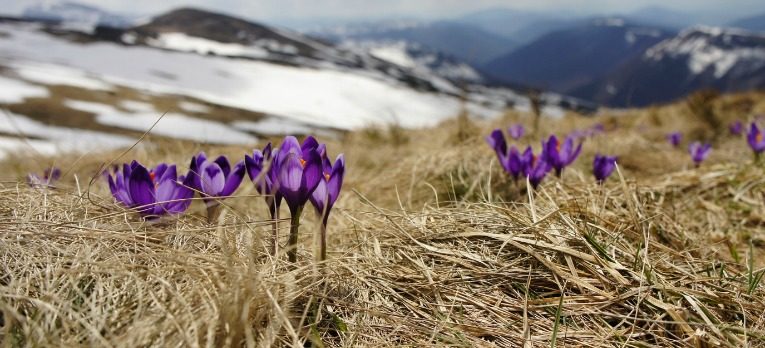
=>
[177,101,211,114]
[13,62,113,90]
[645,27,765,78]
[147,32,269,59]
[0,75,49,103]
[64,99,258,145]
[0,111,135,159]
[120,100,156,113]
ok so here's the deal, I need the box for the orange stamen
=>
[324,172,330,181]
[299,158,306,167]
[758,133,763,143]
[149,172,156,182]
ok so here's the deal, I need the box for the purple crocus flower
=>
[27,167,61,188]
[688,142,712,167]
[747,122,765,158]
[508,124,525,140]
[189,152,246,222]
[487,129,520,181]
[245,143,287,255]
[666,132,682,147]
[524,151,551,189]
[542,135,582,177]
[309,145,345,261]
[189,152,245,205]
[505,146,524,181]
[486,129,508,161]
[309,149,345,222]
[729,121,743,136]
[245,143,282,217]
[277,136,323,213]
[593,154,617,184]
[277,136,323,262]
[106,161,194,219]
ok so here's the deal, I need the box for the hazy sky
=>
[2,0,763,23]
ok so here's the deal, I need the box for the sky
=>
[1,0,764,24]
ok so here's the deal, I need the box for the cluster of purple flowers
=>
[27,167,61,188]
[665,132,716,168]
[102,135,345,262]
[487,126,599,188]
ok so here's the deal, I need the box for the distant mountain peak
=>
[21,1,135,30]
[644,26,765,78]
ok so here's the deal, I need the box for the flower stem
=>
[206,203,222,224]
[287,204,303,263]
[270,200,279,256]
[319,215,329,262]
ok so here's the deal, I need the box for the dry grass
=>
[3,92,765,347]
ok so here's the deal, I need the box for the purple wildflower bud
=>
[542,135,582,177]
[505,146,523,181]
[747,122,765,156]
[729,121,743,136]
[508,124,525,140]
[309,151,345,224]
[525,151,551,189]
[593,154,617,184]
[189,152,245,207]
[245,143,284,218]
[688,142,712,167]
[666,132,682,147]
[27,167,61,188]
[486,129,508,161]
[105,161,194,219]
[276,136,323,213]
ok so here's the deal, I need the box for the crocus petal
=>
[154,165,178,202]
[486,129,508,159]
[278,153,305,209]
[302,136,320,155]
[326,155,345,208]
[128,164,155,211]
[301,149,323,198]
[245,152,263,181]
[220,160,245,197]
[214,155,231,177]
[310,178,328,215]
[189,154,202,191]
[195,152,208,170]
[153,163,168,181]
[279,136,301,162]
[164,173,194,214]
[201,162,225,196]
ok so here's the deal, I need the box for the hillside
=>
[2,90,765,346]
[483,18,673,93]
[576,27,765,107]
[311,20,516,66]
[728,13,765,32]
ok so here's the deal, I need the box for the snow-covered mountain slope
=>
[22,1,136,32]
[574,26,765,107]
[644,27,765,78]
[338,40,483,83]
[310,20,516,66]
[0,7,591,158]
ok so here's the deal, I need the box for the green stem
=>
[271,204,279,256]
[319,218,328,262]
[287,205,303,263]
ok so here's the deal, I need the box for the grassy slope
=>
[2,91,765,346]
